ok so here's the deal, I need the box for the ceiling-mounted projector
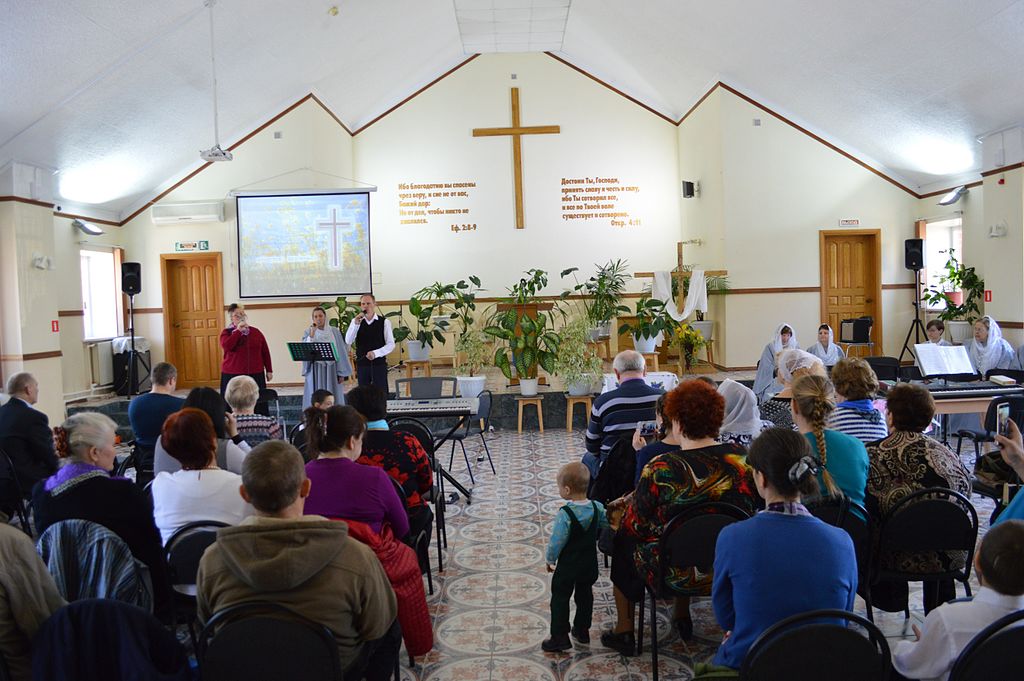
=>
[200,144,233,162]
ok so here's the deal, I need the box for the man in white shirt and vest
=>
[345,293,395,392]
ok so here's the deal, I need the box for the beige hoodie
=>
[196,515,396,670]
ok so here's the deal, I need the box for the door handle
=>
[172,322,181,328]
[865,298,874,303]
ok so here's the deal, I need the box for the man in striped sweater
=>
[582,351,663,478]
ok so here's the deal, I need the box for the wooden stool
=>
[516,396,544,433]
[703,340,715,366]
[642,352,660,372]
[565,395,593,432]
[405,360,432,378]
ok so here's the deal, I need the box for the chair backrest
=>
[863,356,900,382]
[740,609,891,681]
[980,394,1024,434]
[389,475,408,502]
[879,487,978,578]
[806,496,872,582]
[165,521,229,588]
[949,609,1024,681]
[0,448,30,534]
[477,389,492,422]
[394,377,457,399]
[656,502,750,591]
[388,417,436,461]
[36,519,152,611]
[199,601,341,681]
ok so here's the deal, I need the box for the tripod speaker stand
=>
[898,269,929,364]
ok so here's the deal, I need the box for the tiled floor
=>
[400,428,993,681]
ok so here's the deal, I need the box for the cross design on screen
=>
[315,206,355,270]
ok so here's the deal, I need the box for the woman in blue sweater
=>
[708,428,858,672]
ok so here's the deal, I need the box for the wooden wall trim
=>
[881,283,916,290]
[998,321,1024,329]
[981,163,1024,178]
[134,307,164,314]
[10,350,63,361]
[917,180,984,199]
[729,286,820,295]
[352,55,481,135]
[309,93,353,135]
[544,52,677,126]
[0,196,55,209]
[53,210,120,227]
[677,82,721,125]
[57,309,85,317]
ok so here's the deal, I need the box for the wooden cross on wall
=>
[634,242,728,311]
[473,87,560,229]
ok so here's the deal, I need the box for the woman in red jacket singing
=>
[220,304,273,414]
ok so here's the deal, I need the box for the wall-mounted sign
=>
[174,240,209,252]
[838,219,860,227]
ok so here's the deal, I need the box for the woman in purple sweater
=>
[302,405,409,538]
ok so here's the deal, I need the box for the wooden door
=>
[161,253,224,388]
[820,231,882,357]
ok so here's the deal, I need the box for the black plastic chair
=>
[394,377,457,399]
[165,521,229,649]
[447,389,495,482]
[806,495,873,616]
[0,648,11,681]
[0,448,31,536]
[388,477,433,596]
[198,601,342,681]
[954,395,1024,463]
[636,502,750,679]
[389,417,446,571]
[740,609,891,681]
[864,356,900,382]
[868,487,978,621]
[287,422,311,461]
[256,388,280,422]
[949,609,1024,681]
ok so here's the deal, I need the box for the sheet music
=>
[914,343,974,376]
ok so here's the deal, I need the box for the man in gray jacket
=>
[197,441,399,679]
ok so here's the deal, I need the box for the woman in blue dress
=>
[301,306,352,409]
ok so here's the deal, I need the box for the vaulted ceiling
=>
[3,0,1023,221]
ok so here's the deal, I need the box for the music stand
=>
[287,342,338,395]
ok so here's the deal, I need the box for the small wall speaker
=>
[904,238,924,271]
[682,181,695,199]
[122,262,142,296]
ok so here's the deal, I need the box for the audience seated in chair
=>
[0,373,58,499]
[790,374,869,513]
[0,521,65,681]
[126,362,184,480]
[301,405,409,538]
[197,440,399,678]
[31,412,172,620]
[826,357,888,443]
[602,380,758,656]
[759,349,826,430]
[154,387,250,475]
[632,394,678,487]
[151,408,252,544]
[225,375,283,447]
[346,385,433,544]
[866,383,972,615]
[717,379,771,448]
[891,520,1024,681]
[752,323,800,403]
[698,428,858,677]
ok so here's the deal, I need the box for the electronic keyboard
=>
[386,398,479,417]
[924,381,1024,400]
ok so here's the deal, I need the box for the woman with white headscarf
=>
[759,349,826,430]
[808,324,845,367]
[963,316,1015,376]
[752,323,800,403]
[718,380,770,447]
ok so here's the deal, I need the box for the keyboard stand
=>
[432,415,473,504]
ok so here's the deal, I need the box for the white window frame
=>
[80,248,121,341]
[923,216,963,312]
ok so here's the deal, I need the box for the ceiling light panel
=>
[455,0,571,54]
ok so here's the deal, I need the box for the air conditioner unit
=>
[151,201,225,224]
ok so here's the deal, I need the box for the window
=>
[80,249,119,340]
[923,216,962,309]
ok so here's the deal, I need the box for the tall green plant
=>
[560,259,631,325]
[922,249,984,322]
[618,297,672,340]
[454,330,490,377]
[484,270,560,380]
[554,317,602,385]
[320,298,360,329]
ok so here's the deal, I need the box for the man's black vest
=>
[355,317,387,366]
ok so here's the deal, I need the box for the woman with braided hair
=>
[790,374,869,513]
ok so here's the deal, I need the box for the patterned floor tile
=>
[452,542,544,572]
[446,572,548,608]
[436,608,550,654]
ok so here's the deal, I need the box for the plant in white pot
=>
[402,293,450,361]
[618,297,670,354]
[555,317,603,396]
[484,269,560,396]
[560,260,631,340]
[454,330,490,398]
[921,249,984,344]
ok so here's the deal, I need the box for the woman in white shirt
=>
[153,387,250,475]
[152,408,252,544]
[807,324,845,367]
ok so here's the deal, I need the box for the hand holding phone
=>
[997,402,1011,437]
[638,420,658,437]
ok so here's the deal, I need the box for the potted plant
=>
[671,323,708,372]
[321,297,360,329]
[560,260,631,340]
[555,316,603,396]
[454,329,490,397]
[922,249,984,343]
[618,297,671,354]
[402,292,451,361]
[484,269,560,396]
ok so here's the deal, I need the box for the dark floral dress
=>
[865,431,971,573]
[622,443,758,595]
[356,429,433,511]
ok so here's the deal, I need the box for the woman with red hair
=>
[602,380,759,655]
[151,408,252,544]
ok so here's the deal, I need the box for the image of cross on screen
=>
[236,192,371,298]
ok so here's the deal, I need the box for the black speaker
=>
[682,181,695,199]
[113,348,151,396]
[904,239,924,271]
[122,262,141,295]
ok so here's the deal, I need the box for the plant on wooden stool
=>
[484,270,561,381]
[454,330,490,377]
[554,317,603,393]
[560,260,631,335]
[618,297,671,343]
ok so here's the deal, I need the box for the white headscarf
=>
[718,379,764,436]
[970,316,1007,374]
[777,348,824,385]
[770,322,799,353]
[814,325,843,364]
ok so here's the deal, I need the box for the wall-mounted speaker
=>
[904,239,924,271]
[122,262,142,296]
[682,181,695,199]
